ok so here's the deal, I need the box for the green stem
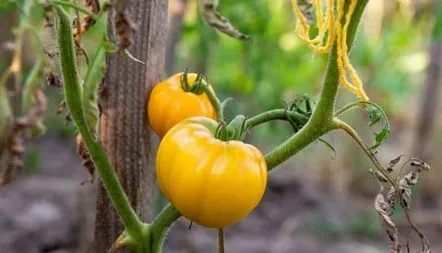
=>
[264,0,369,171]
[335,100,387,117]
[245,109,309,129]
[151,204,181,252]
[50,0,99,20]
[202,85,223,121]
[331,118,399,190]
[53,5,144,244]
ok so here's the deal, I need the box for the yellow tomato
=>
[147,73,217,137]
[156,117,268,228]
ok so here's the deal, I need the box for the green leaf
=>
[350,102,391,150]
[365,104,382,127]
[371,126,390,150]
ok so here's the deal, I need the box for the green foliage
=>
[362,103,391,150]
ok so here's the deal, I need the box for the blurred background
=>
[0,0,441,252]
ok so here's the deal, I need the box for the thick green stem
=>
[53,6,144,245]
[150,204,181,252]
[264,0,369,171]
[244,109,309,129]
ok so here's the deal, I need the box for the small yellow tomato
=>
[147,73,217,137]
[156,117,268,228]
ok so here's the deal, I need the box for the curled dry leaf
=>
[76,134,95,184]
[374,155,432,252]
[375,194,401,253]
[0,88,47,187]
[369,168,388,183]
[409,158,431,172]
[386,186,397,215]
[200,0,251,41]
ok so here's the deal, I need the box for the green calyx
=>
[179,71,205,94]
[179,70,224,122]
[215,115,247,141]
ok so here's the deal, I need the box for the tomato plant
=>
[148,73,217,137]
[1,0,433,252]
[156,117,267,228]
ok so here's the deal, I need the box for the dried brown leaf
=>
[200,0,251,41]
[369,168,388,183]
[74,0,101,43]
[387,155,403,172]
[375,193,401,253]
[0,89,47,186]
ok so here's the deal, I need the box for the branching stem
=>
[245,109,309,129]
[332,119,399,190]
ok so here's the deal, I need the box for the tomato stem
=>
[331,119,400,191]
[53,5,146,249]
[218,228,225,253]
[201,84,224,121]
[245,109,309,129]
[150,205,181,252]
[264,0,369,171]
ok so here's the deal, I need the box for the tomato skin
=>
[156,117,268,228]
[147,73,217,137]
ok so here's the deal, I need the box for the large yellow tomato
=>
[147,73,217,137]
[156,117,268,228]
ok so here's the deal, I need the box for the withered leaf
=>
[200,0,251,41]
[375,194,400,253]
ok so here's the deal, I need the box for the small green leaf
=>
[362,104,381,127]
[350,102,391,150]
[370,126,390,150]
[337,101,391,150]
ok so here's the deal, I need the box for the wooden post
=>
[94,0,168,251]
